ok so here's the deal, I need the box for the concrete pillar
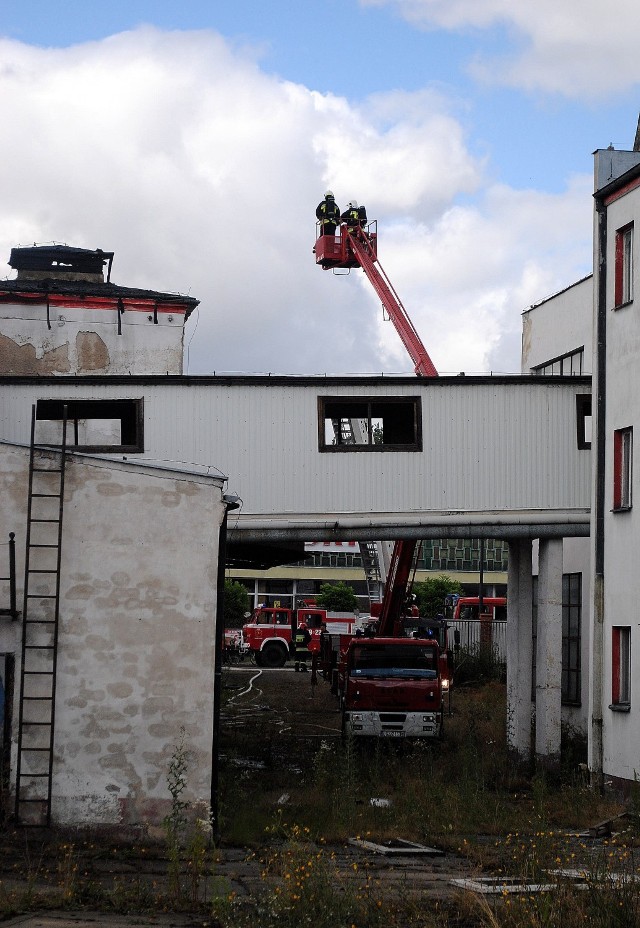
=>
[535,538,563,770]
[506,539,533,765]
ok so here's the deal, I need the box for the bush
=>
[223,580,250,628]
[412,575,463,618]
[315,582,358,612]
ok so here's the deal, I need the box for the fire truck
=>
[242,603,366,668]
[444,594,507,623]
[315,218,448,738]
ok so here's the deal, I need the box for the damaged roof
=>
[2,244,199,315]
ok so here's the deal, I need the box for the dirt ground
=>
[217,665,480,896]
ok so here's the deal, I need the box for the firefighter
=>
[341,200,361,232]
[293,621,311,672]
[316,190,341,237]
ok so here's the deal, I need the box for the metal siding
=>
[0,378,590,519]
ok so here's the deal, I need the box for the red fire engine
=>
[315,218,448,738]
[242,603,366,668]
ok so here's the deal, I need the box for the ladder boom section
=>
[347,230,438,378]
[376,539,418,637]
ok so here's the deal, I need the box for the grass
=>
[0,678,637,927]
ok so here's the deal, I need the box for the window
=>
[532,348,584,377]
[36,399,144,453]
[532,572,582,705]
[611,626,631,709]
[613,427,633,511]
[576,394,592,450]
[562,573,582,705]
[318,396,422,451]
[615,223,634,307]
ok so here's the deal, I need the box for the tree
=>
[315,581,358,612]
[412,575,463,619]
[223,579,250,628]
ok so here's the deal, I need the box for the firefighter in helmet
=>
[341,200,367,233]
[293,621,312,672]
[316,190,341,237]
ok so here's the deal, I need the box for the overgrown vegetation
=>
[0,680,637,927]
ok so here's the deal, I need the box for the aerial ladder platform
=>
[315,218,440,631]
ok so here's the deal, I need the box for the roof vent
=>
[9,245,114,284]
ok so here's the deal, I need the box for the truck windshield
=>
[350,644,438,679]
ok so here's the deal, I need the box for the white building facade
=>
[590,148,640,789]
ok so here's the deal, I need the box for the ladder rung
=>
[25,645,54,650]
[32,493,62,499]
[23,696,54,701]
[21,721,52,727]
[32,468,62,474]
[26,594,57,599]
[27,569,58,574]
[29,544,60,549]
[29,518,61,523]
[17,785,50,789]
[18,747,51,753]
[23,670,54,676]
[24,619,56,625]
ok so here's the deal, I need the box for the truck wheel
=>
[260,643,288,669]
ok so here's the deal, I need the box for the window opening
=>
[613,427,633,511]
[576,394,592,450]
[615,224,634,307]
[611,626,631,708]
[532,347,584,376]
[35,399,144,453]
[318,396,422,451]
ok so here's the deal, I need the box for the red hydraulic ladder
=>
[315,219,439,633]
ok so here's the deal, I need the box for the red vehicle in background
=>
[242,603,366,668]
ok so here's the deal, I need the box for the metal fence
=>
[450,619,507,663]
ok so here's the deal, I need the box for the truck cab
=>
[341,637,444,739]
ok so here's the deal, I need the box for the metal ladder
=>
[15,405,68,826]
[359,542,382,605]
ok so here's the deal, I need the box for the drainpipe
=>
[211,493,241,841]
[591,194,607,791]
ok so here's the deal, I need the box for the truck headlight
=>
[441,678,450,692]
[352,714,363,721]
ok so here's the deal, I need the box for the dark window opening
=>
[532,347,584,376]
[318,396,422,451]
[35,398,144,453]
[576,394,592,450]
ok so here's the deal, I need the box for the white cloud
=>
[361,0,640,98]
[0,27,592,378]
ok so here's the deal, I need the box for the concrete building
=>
[521,275,594,735]
[590,145,640,790]
[0,246,229,829]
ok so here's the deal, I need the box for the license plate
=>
[380,731,405,738]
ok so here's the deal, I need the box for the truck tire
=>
[260,642,288,669]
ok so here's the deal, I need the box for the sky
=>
[1,0,639,376]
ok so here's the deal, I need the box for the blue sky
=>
[1,0,639,374]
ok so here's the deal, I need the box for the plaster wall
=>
[0,443,225,827]
[0,303,186,375]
